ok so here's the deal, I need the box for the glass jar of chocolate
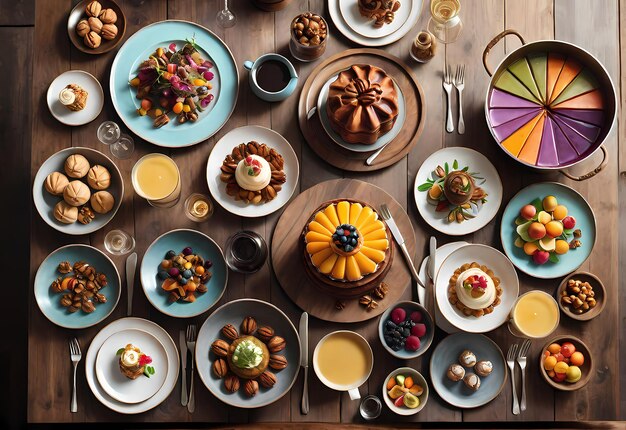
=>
[289,12,328,62]
[410,31,437,63]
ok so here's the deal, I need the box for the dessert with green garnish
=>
[227,336,270,379]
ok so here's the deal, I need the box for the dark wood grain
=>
[0,0,33,25]
[619,0,626,421]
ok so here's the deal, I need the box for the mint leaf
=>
[116,348,125,356]
[549,253,559,263]
[444,162,449,174]
[453,159,458,169]
[418,182,433,192]
[530,198,543,213]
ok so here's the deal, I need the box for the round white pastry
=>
[59,88,76,106]
[454,268,497,310]
[121,348,140,367]
[234,155,271,192]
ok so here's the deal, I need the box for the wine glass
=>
[104,229,136,256]
[216,0,236,28]
[97,121,135,159]
[427,0,463,44]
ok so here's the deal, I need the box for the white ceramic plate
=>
[316,74,406,153]
[418,241,468,333]
[414,147,503,236]
[435,244,519,333]
[329,0,423,47]
[46,70,104,126]
[339,0,411,39]
[85,317,179,414]
[206,125,299,217]
[95,328,168,404]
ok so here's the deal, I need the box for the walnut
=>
[335,300,346,310]
[84,31,101,49]
[292,13,327,46]
[57,261,72,274]
[267,336,286,353]
[76,19,90,37]
[241,316,257,335]
[88,17,103,34]
[221,324,239,341]
[359,294,378,310]
[85,0,102,17]
[244,379,259,397]
[101,23,118,40]
[373,282,389,299]
[98,8,117,24]
[77,206,95,225]
[212,358,228,378]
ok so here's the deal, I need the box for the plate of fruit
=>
[540,336,593,391]
[382,367,428,415]
[378,301,434,359]
[501,182,596,279]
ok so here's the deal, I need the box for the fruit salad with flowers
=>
[129,38,215,128]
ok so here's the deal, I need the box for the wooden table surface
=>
[17,0,625,426]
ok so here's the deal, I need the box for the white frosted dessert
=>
[454,268,497,310]
[121,347,140,367]
[235,155,271,192]
[232,339,264,369]
[59,88,76,106]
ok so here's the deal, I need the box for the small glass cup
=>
[359,395,382,420]
[131,154,182,208]
[97,121,135,159]
[508,290,560,339]
[289,13,328,62]
[224,231,268,273]
[184,193,214,222]
[427,0,463,44]
[216,0,237,28]
[104,229,135,255]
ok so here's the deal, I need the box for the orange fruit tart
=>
[302,199,394,299]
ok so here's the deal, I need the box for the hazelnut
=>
[99,8,117,24]
[88,16,103,34]
[256,326,275,343]
[85,0,102,17]
[224,374,240,392]
[267,336,286,353]
[212,358,228,378]
[221,324,239,341]
[84,31,101,49]
[76,19,90,37]
[211,339,229,357]
[258,370,277,388]
[101,23,118,40]
[269,354,288,370]
[244,379,259,397]
[241,316,257,335]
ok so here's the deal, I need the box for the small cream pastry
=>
[447,363,465,382]
[59,88,76,106]
[234,155,271,192]
[459,350,477,367]
[63,180,91,206]
[474,360,493,377]
[45,171,70,195]
[87,165,111,190]
[54,201,78,224]
[91,190,115,214]
[463,373,481,391]
[121,347,140,368]
[64,154,90,178]
[454,268,497,310]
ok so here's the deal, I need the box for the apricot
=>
[553,372,567,382]
[528,222,547,240]
[554,361,569,374]
[520,204,536,220]
[523,242,539,256]
[561,342,576,358]
[555,240,569,255]
[547,343,561,354]
[537,210,552,225]
[570,351,584,366]
[544,355,557,371]
[553,205,568,220]
[566,365,582,383]
[543,195,558,212]
[532,250,550,265]
[545,221,564,238]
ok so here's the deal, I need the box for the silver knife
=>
[179,330,188,406]
[299,312,309,415]
[382,209,425,290]
[125,252,137,316]
[427,236,437,321]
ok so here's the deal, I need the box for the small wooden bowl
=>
[539,335,593,391]
[556,271,606,321]
[67,0,126,55]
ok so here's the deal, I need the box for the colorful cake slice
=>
[553,108,604,127]
[489,88,542,109]
[501,112,544,157]
[550,68,599,106]
[518,114,546,165]
[546,53,566,103]
[492,110,544,142]
[552,119,580,165]
[494,70,542,103]
[537,116,559,167]
[549,58,583,104]
[553,114,601,143]
[528,53,548,102]
[489,107,541,127]
[553,116,593,155]
[508,58,543,102]
[551,89,604,109]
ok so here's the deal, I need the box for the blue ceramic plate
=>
[429,333,507,409]
[500,182,596,279]
[378,301,434,359]
[34,244,121,329]
[140,229,228,318]
[196,299,301,408]
[33,147,123,235]
[110,20,238,148]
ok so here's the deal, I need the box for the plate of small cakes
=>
[414,147,503,236]
[429,333,507,408]
[206,125,299,217]
[33,147,122,235]
[47,71,104,126]
[140,229,228,318]
[195,299,301,408]
[435,244,519,333]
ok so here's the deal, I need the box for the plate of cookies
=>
[206,125,299,218]
[33,147,123,235]
[46,70,104,126]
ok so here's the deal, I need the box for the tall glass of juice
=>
[508,290,560,339]
[132,154,182,208]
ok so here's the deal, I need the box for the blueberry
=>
[400,341,405,347]
[384,335,393,344]
[338,236,346,243]
[391,344,401,351]
[204,260,213,269]
[393,331,402,339]
[402,328,410,338]
[386,320,397,329]
[182,247,193,256]
[344,245,353,252]
[336,228,344,235]
[165,250,176,259]
[157,270,169,280]
[179,277,188,285]
[183,269,193,279]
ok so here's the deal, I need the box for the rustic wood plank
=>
[0,0,34,25]
[619,0,626,420]
[554,0,620,421]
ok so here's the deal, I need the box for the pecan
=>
[81,299,96,313]
[60,293,73,307]
[256,326,274,342]
[224,374,240,392]
[211,339,229,357]
[221,324,239,341]
[267,336,286,353]
[265,185,277,200]
[335,300,345,310]
[269,354,288,370]
[51,277,64,293]
[241,316,257,335]
[94,293,107,303]
[212,358,228,378]
[219,173,233,183]
[244,379,259,397]
[359,295,378,311]
[246,141,259,154]
[259,370,277,388]
[154,113,170,128]
[373,282,389,300]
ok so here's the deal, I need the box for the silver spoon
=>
[365,142,390,165]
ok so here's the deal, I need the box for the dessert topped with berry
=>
[331,223,363,255]
[454,268,497,311]
[116,344,155,380]
[235,155,271,192]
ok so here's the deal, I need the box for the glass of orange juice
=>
[508,290,560,339]
[131,153,181,208]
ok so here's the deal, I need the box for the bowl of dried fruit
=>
[556,271,605,321]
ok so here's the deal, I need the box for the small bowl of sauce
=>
[224,230,268,273]
[243,53,298,102]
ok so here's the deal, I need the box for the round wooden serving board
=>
[298,49,426,172]
[271,179,416,323]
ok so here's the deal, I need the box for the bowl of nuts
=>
[556,271,606,321]
[67,0,126,54]
[289,12,328,62]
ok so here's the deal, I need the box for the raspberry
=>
[390,307,406,324]
[411,323,426,338]
[409,311,423,323]
[405,336,421,351]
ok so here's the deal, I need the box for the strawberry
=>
[139,354,152,366]
[435,201,449,212]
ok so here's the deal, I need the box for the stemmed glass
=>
[104,229,136,255]
[97,121,135,159]
[216,0,236,28]
[427,0,463,44]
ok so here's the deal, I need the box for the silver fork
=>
[69,337,82,413]
[186,324,197,413]
[517,339,532,412]
[454,64,466,134]
[443,65,454,133]
[507,343,520,415]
